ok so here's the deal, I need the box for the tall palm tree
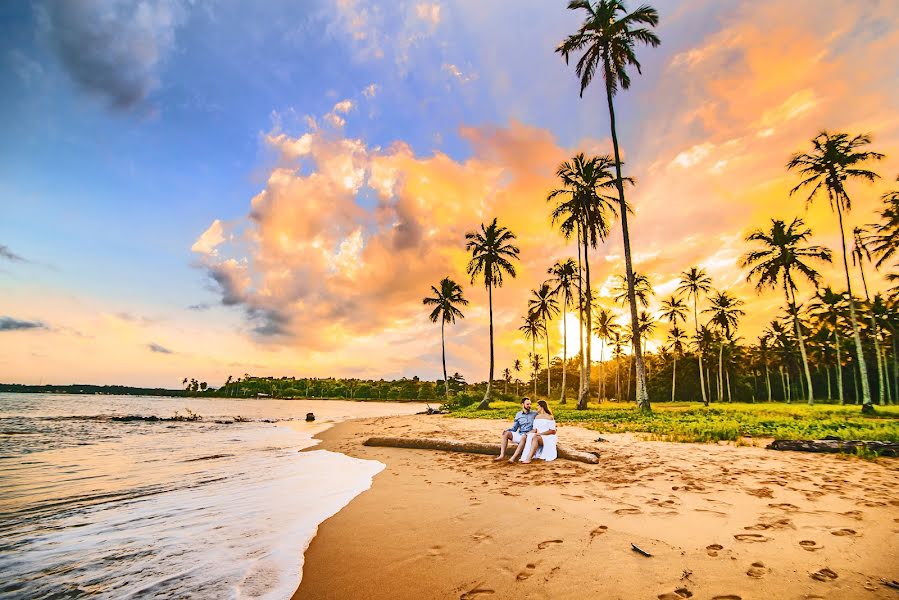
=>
[502,368,512,395]
[757,333,772,401]
[666,325,688,402]
[765,320,793,401]
[519,313,546,398]
[558,0,660,413]
[548,153,620,409]
[612,272,653,308]
[466,218,520,409]
[423,277,469,398]
[852,228,888,405]
[870,294,894,405]
[549,258,579,403]
[677,267,713,405]
[788,131,884,412]
[593,307,619,401]
[743,217,832,404]
[528,282,561,398]
[868,178,899,271]
[513,359,523,396]
[660,294,688,397]
[529,352,544,397]
[809,287,848,404]
[703,291,745,403]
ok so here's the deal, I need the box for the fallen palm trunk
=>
[767,439,899,457]
[363,437,599,464]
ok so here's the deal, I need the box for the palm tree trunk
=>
[836,197,872,410]
[892,338,898,404]
[577,235,584,399]
[857,260,886,405]
[626,352,633,402]
[786,283,815,404]
[477,285,494,410]
[560,292,568,404]
[717,343,723,401]
[694,297,707,406]
[836,334,844,404]
[853,361,860,403]
[826,364,832,400]
[441,319,449,398]
[726,368,732,403]
[598,338,605,403]
[616,354,620,400]
[779,365,786,402]
[785,368,792,403]
[764,361,772,401]
[532,340,537,398]
[545,322,551,398]
[578,225,592,410]
[671,353,677,402]
[880,344,892,404]
[604,62,649,413]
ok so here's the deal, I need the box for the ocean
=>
[0,393,429,599]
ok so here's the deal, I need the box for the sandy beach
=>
[294,414,899,600]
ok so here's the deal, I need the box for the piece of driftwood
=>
[767,439,899,457]
[363,437,599,464]
[630,543,652,557]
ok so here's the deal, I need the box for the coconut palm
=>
[558,0,660,413]
[502,368,512,395]
[530,353,544,397]
[548,258,579,403]
[665,325,688,402]
[519,314,546,398]
[677,267,713,405]
[423,277,469,398]
[548,153,621,409]
[743,217,832,404]
[868,178,899,271]
[593,307,619,401]
[788,131,884,411]
[466,218,520,409]
[528,282,561,398]
[870,294,894,405]
[612,272,653,308]
[809,287,848,404]
[513,359,523,396]
[852,227,889,405]
[703,291,745,403]
[757,333,772,401]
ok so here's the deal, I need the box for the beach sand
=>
[294,414,899,599]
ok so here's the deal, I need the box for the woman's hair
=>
[537,400,552,416]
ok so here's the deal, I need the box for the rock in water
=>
[305,412,315,422]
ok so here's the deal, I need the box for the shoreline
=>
[294,414,898,599]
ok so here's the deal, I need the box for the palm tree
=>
[513,359,523,396]
[558,0,660,413]
[466,218,520,409]
[593,307,619,401]
[528,282,561,398]
[809,287,848,404]
[612,272,653,308]
[548,258,578,403]
[529,352,544,397]
[678,267,713,405]
[870,294,894,405]
[757,333,772,401]
[743,218,832,404]
[519,314,546,398]
[868,178,899,271]
[548,153,620,409]
[788,131,884,412]
[665,322,688,402]
[852,228,888,405]
[502,367,512,395]
[423,277,469,398]
[703,291,745,402]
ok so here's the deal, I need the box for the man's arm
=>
[507,413,520,432]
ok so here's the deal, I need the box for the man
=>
[494,397,535,462]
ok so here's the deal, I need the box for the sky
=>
[1,0,898,388]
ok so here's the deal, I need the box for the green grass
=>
[448,400,899,444]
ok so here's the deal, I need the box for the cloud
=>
[187,303,211,311]
[362,83,379,98]
[333,99,354,113]
[148,342,173,354]
[0,317,47,332]
[0,244,28,263]
[42,0,187,110]
[415,3,441,26]
[191,219,227,256]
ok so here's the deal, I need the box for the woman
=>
[515,400,557,463]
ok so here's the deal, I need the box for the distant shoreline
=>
[0,385,433,402]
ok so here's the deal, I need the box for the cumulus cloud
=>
[42,0,187,110]
[362,83,379,98]
[0,316,46,332]
[191,219,227,256]
[148,342,173,354]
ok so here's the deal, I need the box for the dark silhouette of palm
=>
[528,282,560,398]
[788,131,883,411]
[809,287,848,404]
[466,218,520,409]
[593,307,619,401]
[703,290,745,403]
[678,267,713,405]
[423,277,469,398]
[520,313,546,397]
[549,258,578,403]
[666,324,688,402]
[743,218,831,404]
[558,0,660,413]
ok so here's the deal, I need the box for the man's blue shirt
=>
[508,410,536,434]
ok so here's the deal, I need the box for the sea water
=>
[0,394,428,599]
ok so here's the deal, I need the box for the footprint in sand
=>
[799,540,823,552]
[841,510,863,520]
[471,532,492,543]
[705,544,724,557]
[428,545,444,557]
[830,528,859,537]
[614,507,642,515]
[733,533,770,543]
[516,564,537,581]
[537,540,563,550]
[710,596,742,600]
[561,493,585,500]
[657,588,693,599]
[810,567,838,582]
[460,584,495,599]
[745,487,774,498]
[768,503,799,512]
[863,500,886,507]
[746,561,769,578]
[590,525,608,540]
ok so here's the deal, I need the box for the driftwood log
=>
[767,439,899,457]
[363,436,599,464]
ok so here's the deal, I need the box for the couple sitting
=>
[494,397,557,463]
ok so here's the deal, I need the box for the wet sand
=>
[294,414,899,599]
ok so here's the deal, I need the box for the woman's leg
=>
[520,435,543,463]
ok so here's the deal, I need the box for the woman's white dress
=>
[522,418,558,461]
